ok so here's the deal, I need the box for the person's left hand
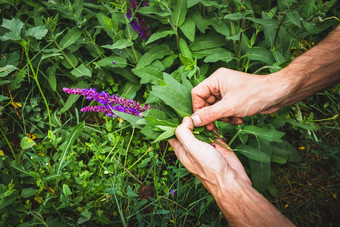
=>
[169,117,251,193]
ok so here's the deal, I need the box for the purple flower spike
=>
[63,87,152,119]
[112,61,116,65]
[170,189,174,197]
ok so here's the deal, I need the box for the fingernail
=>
[191,115,202,126]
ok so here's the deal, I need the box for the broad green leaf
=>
[58,121,85,174]
[137,45,171,68]
[162,54,178,69]
[132,67,163,84]
[271,155,287,164]
[146,30,174,45]
[180,20,195,42]
[47,65,58,91]
[21,188,38,198]
[0,95,9,103]
[112,111,144,129]
[272,141,301,162]
[151,85,192,116]
[25,26,48,40]
[96,13,114,39]
[121,82,141,99]
[155,210,170,215]
[249,139,272,193]
[0,18,24,41]
[247,47,274,65]
[179,38,192,59]
[204,50,234,63]
[71,64,91,78]
[242,125,284,142]
[0,65,17,77]
[190,34,226,51]
[173,0,187,26]
[187,0,200,8]
[286,10,301,28]
[272,50,285,64]
[136,5,170,17]
[189,8,209,33]
[153,126,176,143]
[235,145,271,162]
[114,68,139,84]
[63,184,72,196]
[20,137,36,150]
[102,39,133,50]
[278,0,295,10]
[59,27,82,50]
[163,73,190,98]
[224,12,244,20]
[209,18,230,37]
[96,56,127,68]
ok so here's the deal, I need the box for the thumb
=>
[191,102,227,127]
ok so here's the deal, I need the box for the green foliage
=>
[0,0,339,225]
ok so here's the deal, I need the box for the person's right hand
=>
[191,68,289,130]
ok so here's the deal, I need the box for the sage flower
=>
[63,87,151,118]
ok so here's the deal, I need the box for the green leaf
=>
[224,12,245,20]
[151,85,192,116]
[173,0,187,26]
[272,141,302,163]
[102,39,133,50]
[71,64,91,78]
[190,34,226,51]
[137,45,171,68]
[155,209,170,215]
[179,38,192,59]
[58,121,85,174]
[63,184,72,196]
[286,10,301,28]
[132,67,163,84]
[0,65,17,77]
[209,18,230,37]
[21,188,38,198]
[146,30,174,45]
[242,125,284,142]
[153,126,176,143]
[247,47,274,65]
[112,111,144,129]
[59,27,82,50]
[25,25,48,40]
[20,137,36,150]
[96,56,127,68]
[204,50,234,63]
[0,95,9,103]
[180,20,195,42]
[163,73,190,98]
[0,18,24,41]
[235,145,271,162]
[136,5,170,17]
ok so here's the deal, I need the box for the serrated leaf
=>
[242,125,284,142]
[25,26,48,40]
[180,20,195,42]
[146,30,174,45]
[102,39,133,50]
[59,27,82,50]
[71,64,91,78]
[1,18,24,41]
[247,47,274,65]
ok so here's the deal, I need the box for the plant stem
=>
[0,127,17,162]
[25,51,52,131]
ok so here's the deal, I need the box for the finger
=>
[191,101,228,127]
[230,117,244,125]
[175,117,205,151]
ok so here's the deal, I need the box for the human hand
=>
[191,68,288,130]
[168,117,251,194]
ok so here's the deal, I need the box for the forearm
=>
[211,178,295,227]
[269,25,340,108]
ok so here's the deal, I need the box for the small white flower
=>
[46,163,49,165]
[104,171,109,175]
[30,156,33,159]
